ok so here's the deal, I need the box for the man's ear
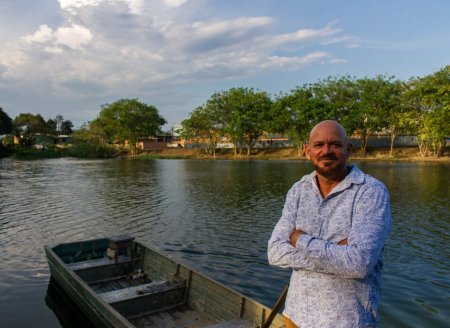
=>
[305,144,311,160]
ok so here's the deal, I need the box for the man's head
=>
[305,120,352,181]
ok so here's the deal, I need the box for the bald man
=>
[268,120,391,328]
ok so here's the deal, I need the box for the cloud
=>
[0,0,352,104]
[271,23,342,48]
[58,0,103,13]
[24,23,93,52]
[164,0,187,8]
[163,16,275,54]
[23,25,54,44]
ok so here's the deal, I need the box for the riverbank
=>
[134,147,450,162]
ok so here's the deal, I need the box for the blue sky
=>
[1,0,449,129]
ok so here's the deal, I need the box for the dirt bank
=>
[134,147,449,162]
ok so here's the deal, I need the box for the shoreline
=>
[133,147,450,163]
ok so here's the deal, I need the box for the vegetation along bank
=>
[1,66,448,160]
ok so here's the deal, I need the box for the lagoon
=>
[0,158,448,327]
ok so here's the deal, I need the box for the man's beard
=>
[312,156,347,180]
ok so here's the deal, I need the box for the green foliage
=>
[181,105,223,157]
[13,147,64,160]
[13,113,48,146]
[180,66,449,158]
[72,121,108,145]
[65,143,118,158]
[206,87,272,156]
[0,142,15,158]
[352,75,402,155]
[4,66,449,160]
[272,83,333,156]
[0,107,13,134]
[93,98,166,155]
[11,143,118,160]
[311,75,357,127]
[47,115,74,135]
[405,66,450,157]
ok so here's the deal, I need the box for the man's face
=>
[305,124,352,179]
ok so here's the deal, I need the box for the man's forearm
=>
[290,229,347,246]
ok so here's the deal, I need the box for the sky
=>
[1,0,449,129]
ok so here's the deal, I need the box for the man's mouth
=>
[319,156,337,161]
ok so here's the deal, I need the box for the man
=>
[268,120,391,328]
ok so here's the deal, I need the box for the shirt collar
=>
[308,165,365,196]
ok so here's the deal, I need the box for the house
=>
[137,133,184,150]
[137,137,167,150]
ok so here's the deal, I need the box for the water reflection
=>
[45,278,95,328]
[0,158,448,327]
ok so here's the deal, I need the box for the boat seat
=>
[67,255,136,271]
[99,280,185,304]
[107,235,135,264]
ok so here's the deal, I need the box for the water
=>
[0,158,448,327]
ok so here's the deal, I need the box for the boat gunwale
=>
[45,236,285,328]
[44,241,134,328]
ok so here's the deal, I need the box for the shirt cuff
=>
[296,233,313,249]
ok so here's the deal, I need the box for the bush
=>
[65,143,118,158]
[10,143,122,160]
[0,143,15,158]
[13,147,63,160]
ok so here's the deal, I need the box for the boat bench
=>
[67,255,136,271]
[99,280,181,303]
[67,256,140,283]
[99,279,187,318]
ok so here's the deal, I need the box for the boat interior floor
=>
[128,304,216,328]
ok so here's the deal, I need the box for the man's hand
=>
[290,229,304,247]
[290,229,348,247]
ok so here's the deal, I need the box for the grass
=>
[134,147,449,162]
[6,144,449,162]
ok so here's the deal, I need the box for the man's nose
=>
[322,143,332,153]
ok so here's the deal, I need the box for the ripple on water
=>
[0,158,448,327]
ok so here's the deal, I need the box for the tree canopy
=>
[93,98,166,155]
[3,65,448,158]
[46,114,74,135]
[181,66,449,158]
[181,105,223,158]
[0,107,13,135]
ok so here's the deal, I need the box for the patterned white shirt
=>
[268,166,391,328]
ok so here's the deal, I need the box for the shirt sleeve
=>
[296,184,391,279]
[267,182,315,270]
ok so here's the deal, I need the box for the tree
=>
[93,99,166,155]
[60,120,74,135]
[352,75,402,156]
[72,121,107,145]
[383,80,413,157]
[181,105,223,158]
[312,75,358,131]
[0,107,13,135]
[404,66,450,157]
[272,84,332,157]
[318,75,400,156]
[13,113,48,146]
[47,115,74,135]
[209,88,272,156]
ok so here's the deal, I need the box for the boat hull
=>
[45,236,285,328]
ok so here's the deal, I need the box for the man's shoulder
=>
[289,172,315,192]
[351,166,388,193]
[297,171,316,186]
